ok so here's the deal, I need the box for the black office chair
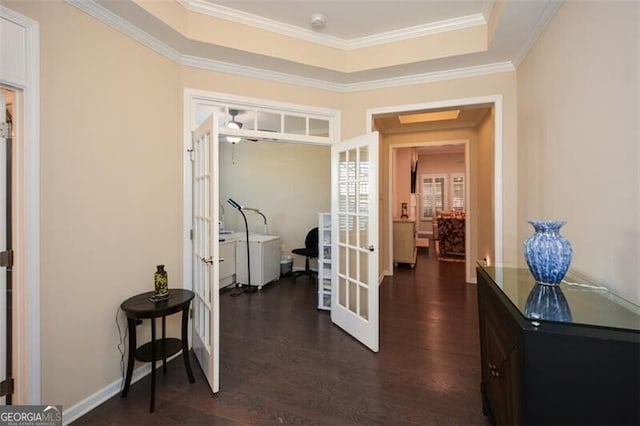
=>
[292,227,319,281]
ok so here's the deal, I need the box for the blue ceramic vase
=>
[524,284,572,322]
[523,220,572,286]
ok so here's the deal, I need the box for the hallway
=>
[74,249,487,425]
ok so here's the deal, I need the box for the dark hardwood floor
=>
[73,248,488,425]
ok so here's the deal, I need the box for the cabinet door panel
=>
[478,277,522,426]
[483,305,520,426]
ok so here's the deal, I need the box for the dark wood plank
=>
[73,249,489,425]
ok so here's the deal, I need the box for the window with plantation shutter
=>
[451,174,465,212]
[421,174,446,221]
[421,173,465,220]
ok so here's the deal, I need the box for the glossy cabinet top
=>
[478,264,640,332]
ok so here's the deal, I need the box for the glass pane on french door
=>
[337,148,371,318]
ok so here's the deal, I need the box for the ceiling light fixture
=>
[310,13,326,30]
[399,110,461,124]
[227,109,242,144]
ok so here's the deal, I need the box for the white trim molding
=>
[512,0,563,67]
[0,5,41,404]
[66,0,515,93]
[62,353,182,425]
[343,62,514,93]
[180,0,486,50]
[66,0,181,62]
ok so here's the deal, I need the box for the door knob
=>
[202,256,213,265]
[368,245,375,252]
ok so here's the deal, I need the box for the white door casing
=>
[191,114,220,393]
[331,132,380,352]
[0,8,40,404]
[0,91,7,405]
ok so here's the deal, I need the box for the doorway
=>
[389,140,471,279]
[368,96,502,283]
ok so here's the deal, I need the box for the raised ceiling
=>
[374,105,492,135]
[77,0,561,92]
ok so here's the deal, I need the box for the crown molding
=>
[177,0,344,49]
[67,0,515,94]
[512,0,562,67]
[66,0,182,62]
[179,0,486,50]
[341,62,515,93]
[180,54,345,92]
[483,1,496,22]
[347,14,486,50]
[182,54,514,94]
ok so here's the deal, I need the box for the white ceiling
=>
[87,0,562,90]
[207,1,490,40]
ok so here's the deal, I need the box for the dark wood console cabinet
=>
[477,265,639,426]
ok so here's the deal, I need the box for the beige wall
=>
[7,0,519,413]
[219,141,331,269]
[419,151,465,175]
[517,1,639,303]
[5,0,183,408]
[392,148,413,219]
[180,67,342,112]
[476,108,495,263]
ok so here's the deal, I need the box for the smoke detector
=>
[310,13,326,30]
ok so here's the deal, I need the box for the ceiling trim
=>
[184,54,514,93]
[179,0,487,50]
[341,62,514,93]
[181,54,344,92]
[67,0,515,93]
[67,0,182,62]
[512,0,563,67]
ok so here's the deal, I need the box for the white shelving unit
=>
[317,213,332,310]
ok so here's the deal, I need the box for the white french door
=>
[331,132,380,352]
[191,114,220,393]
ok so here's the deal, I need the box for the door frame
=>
[0,7,40,404]
[182,88,341,290]
[366,95,504,281]
[389,139,472,282]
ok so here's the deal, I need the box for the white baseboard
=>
[63,353,181,425]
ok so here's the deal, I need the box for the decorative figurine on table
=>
[153,265,169,300]
[401,202,409,219]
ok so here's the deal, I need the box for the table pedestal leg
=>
[150,318,156,413]
[181,306,195,383]
[121,318,136,398]
[162,316,167,374]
